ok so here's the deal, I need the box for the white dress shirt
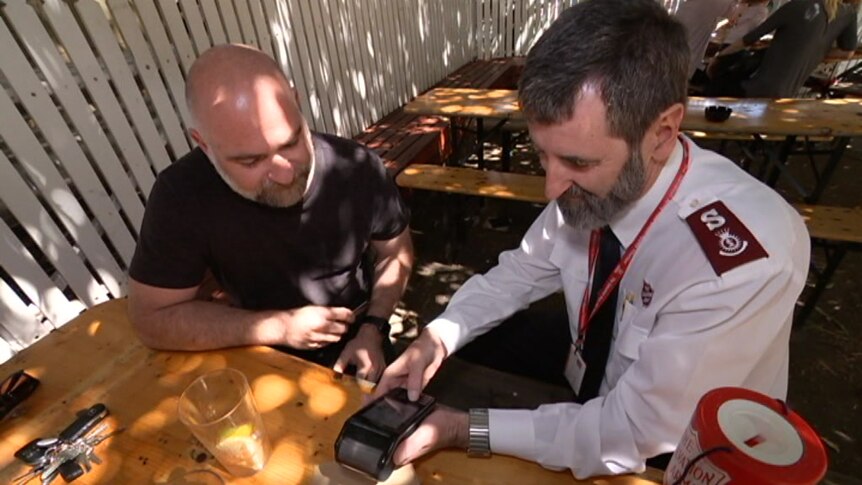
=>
[426,137,810,478]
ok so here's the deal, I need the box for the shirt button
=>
[690,199,700,208]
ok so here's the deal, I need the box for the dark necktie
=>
[577,226,622,403]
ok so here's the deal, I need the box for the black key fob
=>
[59,403,108,442]
[59,459,85,482]
[14,437,53,466]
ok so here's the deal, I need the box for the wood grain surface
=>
[404,88,862,137]
[0,299,663,484]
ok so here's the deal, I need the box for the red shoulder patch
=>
[685,201,768,276]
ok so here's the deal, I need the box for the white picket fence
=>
[472,0,682,59]
[5,0,843,361]
[0,0,478,362]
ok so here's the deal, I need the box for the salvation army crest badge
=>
[641,280,654,307]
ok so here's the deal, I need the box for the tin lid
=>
[717,398,803,466]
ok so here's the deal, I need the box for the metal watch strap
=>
[467,408,491,458]
[359,315,391,337]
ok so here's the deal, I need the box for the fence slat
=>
[248,0,276,59]
[0,279,36,355]
[157,0,198,73]
[233,0,260,47]
[287,0,335,133]
[0,114,115,305]
[332,0,368,131]
[109,0,190,157]
[0,219,85,329]
[349,0,382,122]
[322,0,361,135]
[218,0,244,44]
[271,0,316,127]
[261,0,288,69]
[309,0,351,135]
[199,0,228,45]
[0,33,130,286]
[75,0,172,173]
[130,0,193,131]
[41,1,154,217]
[6,2,144,252]
[179,0,212,54]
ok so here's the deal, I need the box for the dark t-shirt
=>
[129,132,409,311]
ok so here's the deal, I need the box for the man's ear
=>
[648,102,685,162]
[189,128,208,152]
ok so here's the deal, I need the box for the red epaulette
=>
[685,201,768,276]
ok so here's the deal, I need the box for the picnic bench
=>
[354,58,524,174]
[397,165,862,327]
[403,88,862,204]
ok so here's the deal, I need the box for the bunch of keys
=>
[13,403,122,484]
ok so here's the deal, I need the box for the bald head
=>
[185,44,296,131]
[184,45,314,208]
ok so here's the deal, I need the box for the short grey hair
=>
[519,0,688,148]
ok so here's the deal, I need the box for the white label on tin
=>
[665,428,730,485]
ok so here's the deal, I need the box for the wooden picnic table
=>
[405,88,862,202]
[0,299,664,484]
[405,87,862,137]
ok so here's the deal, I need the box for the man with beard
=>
[127,45,412,382]
[373,0,809,479]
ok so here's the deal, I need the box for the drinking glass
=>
[178,368,271,476]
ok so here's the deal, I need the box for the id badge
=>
[564,344,587,392]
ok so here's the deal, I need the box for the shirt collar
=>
[608,137,685,249]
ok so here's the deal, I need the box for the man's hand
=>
[333,324,386,382]
[374,330,448,401]
[392,406,469,466]
[281,305,354,349]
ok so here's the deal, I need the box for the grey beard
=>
[557,149,647,230]
[255,173,308,208]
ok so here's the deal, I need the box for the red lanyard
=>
[576,138,691,349]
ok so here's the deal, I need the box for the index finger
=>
[329,306,355,323]
[373,368,406,399]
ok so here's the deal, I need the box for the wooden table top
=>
[0,299,663,484]
[404,87,862,137]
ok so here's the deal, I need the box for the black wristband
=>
[359,315,391,337]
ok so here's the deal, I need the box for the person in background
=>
[814,0,860,63]
[707,0,857,97]
[127,45,413,383]
[373,0,809,479]
[715,0,771,46]
[674,0,736,79]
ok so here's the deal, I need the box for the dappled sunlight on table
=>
[252,373,297,413]
[161,352,221,375]
[132,397,176,433]
[87,320,102,336]
[298,368,348,417]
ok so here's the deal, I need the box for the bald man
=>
[128,45,413,381]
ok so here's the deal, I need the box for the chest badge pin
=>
[641,280,654,307]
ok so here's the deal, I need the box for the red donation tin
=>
[663,387,827,485]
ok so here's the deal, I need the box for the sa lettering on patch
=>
[685,201,768,276]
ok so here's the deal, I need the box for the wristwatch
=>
[467,408,491,458]
[358,314,392,338]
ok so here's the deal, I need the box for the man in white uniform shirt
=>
[374,0,810,479]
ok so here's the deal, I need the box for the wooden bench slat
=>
[794,204,862,244]
[397,164,546,203]
[397,165,862,247]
